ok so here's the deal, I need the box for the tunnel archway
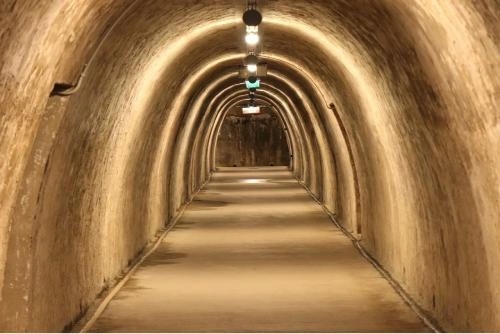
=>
[0,0,498,332]
[214,104,291,167]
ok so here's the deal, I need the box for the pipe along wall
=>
[0,0,498,331]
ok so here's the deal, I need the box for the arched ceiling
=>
[0,0,498,332]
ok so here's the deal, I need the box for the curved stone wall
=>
[0,0,498,331]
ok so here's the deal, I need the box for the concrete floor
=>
[89,167,429,332]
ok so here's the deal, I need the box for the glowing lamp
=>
[242,106,260,114]
[247,63,257,72]
[245,79,260,89]
[245,32,260,45]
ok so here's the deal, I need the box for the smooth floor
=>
[90,167,429,332]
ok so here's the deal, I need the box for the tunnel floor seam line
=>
[296,178,443,333]
[72,177,212,333]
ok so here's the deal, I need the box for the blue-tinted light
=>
[245,79,260,89]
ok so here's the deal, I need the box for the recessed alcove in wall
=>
[215,107,290,167]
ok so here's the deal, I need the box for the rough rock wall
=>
[0,0,498,332]
[216,112,290,167]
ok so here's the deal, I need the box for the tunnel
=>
[0,0,499,332]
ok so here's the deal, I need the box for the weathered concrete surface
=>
[90,167,428,332]
[216,110,290,167]
[0,0,498,332]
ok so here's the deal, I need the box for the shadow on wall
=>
[216,111,290,167]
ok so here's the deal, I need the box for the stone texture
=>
[216,110,290,167]
[0,0,498,332]
[90,167,429,332]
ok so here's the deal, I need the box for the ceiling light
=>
[245,32,260,45]
[243,9,262,26]
[247,75,258,83]
[244,55,259,73]
[242,106,260,114]
[245,79,260,89]
[246,25,258,33]
[244,54,258,66]
[247,64,257,72]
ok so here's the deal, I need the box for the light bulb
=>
[246,25,258,33]
[242,106,260,114]
[245,32,259,45]
[247,64,257,73]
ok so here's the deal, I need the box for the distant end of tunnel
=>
[0,0,499,332]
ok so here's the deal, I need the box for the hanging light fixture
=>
[243,8,262,26]
[243,6,262,46]
[242,105,260,114]
[239,1,265,116]
[245,79,260,89]
[245,27,260,46]
[245,32,259,46]
[247,63,258,73]
[247,75,258,84]
[244,54,259,73]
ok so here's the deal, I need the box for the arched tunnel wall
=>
[0,0,498,332]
